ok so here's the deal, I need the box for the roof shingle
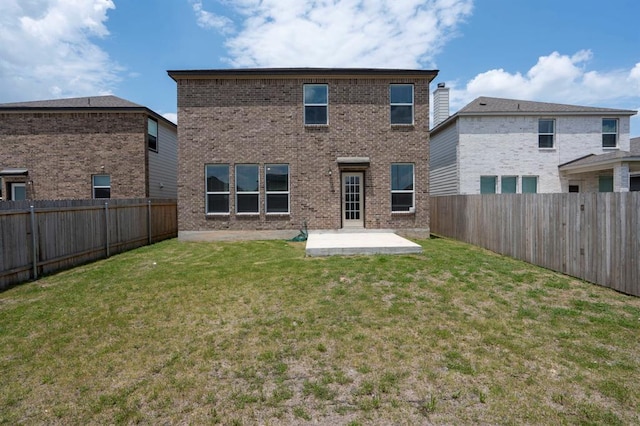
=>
[0,95,143,109]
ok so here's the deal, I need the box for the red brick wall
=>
[177,76,431,232]
[0,112,147,200]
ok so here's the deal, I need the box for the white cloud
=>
[459,50,640,107]
[190,0,234,34]
[162,112,178,124]
[441,51,640,136]
[191,0,473,68]
[0,0,120,102]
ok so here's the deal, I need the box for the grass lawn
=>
[1,237,639,425]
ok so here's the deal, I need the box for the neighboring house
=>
[429,85,638,195]
[168,68,438,237]
[0,96,177,201]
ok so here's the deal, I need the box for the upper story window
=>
[538,119,555,148]
[304,84,328,125]
[148,118,158,152]
[390,84,414,125]
[602,118,618,148]
[236,164,259,214]
[206,164,230,214]
[391,163,414,212]
[92,175,111,199]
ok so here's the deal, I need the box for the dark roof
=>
[0,95,143,109]
[432,96,637,134]
[559,150,640,170]
[0,95,176,128]
[168,67,438,81]
[632,137,640,154]
[459,97,636,115]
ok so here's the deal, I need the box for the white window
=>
[92,175,110,199]
[148,117,158,152]
[522,176,538,193]
[304,84,328,125]
[501,176,517,193]
[602,119,618,148]
[391,163,414,212]
[390,84,414,125]
[538,119,555,148]
[480,176,497,194]
[10,182,27,200]
[236,164,259,214]
[265,164,289,213]
[205,164,229,214]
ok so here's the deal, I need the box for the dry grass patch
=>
[1,237,639,424]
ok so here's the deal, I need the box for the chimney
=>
[433,82,450,127]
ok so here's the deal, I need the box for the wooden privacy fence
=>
[0,199,177,290]
[430,193,640,296]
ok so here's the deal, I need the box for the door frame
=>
[341,171,364,228]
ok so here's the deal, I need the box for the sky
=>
[0,0,638,136]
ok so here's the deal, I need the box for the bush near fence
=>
[0,198,177,290]
[430,193,640,296]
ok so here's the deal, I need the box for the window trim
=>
[265,164,290,214]
[602,118,618,149]
[235,164,260,215]
[391,163,415,213]
[205,164,230,215]
[538,118,555,149]
[390,84,415,125]
[303,84,328,126]
[92,174,111,199]
[148,117,158,152]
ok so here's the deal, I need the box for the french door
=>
[342,172,364,228]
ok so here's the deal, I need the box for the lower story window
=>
[92,175,110,199]
[265,164,289,213]
[599,175,613,193]
[522,176,538,193]
[501,176,517,193]
[480,176,496,194]
[206,164,230,213]
[236,164,259,214]
[391,163,414,212]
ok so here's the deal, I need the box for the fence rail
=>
[430,193,640,296]
[0,199,177,290]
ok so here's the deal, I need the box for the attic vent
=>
[479,102,487,106]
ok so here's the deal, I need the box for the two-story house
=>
[429,84,638,194]
[168,68,438,238]
[0,96,177,201]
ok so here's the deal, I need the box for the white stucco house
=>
[429,84,638,195]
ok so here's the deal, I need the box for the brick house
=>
[429,85,638,194]
[168,68,438,238]
[0,96,177,201]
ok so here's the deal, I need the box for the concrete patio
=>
[305,230,423,257]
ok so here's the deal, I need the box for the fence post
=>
[104,202,110,257]
[30,205,38,280]
[147,199,152,245]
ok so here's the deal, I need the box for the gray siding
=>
[148,120,178,199]
[429,123,459,195]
